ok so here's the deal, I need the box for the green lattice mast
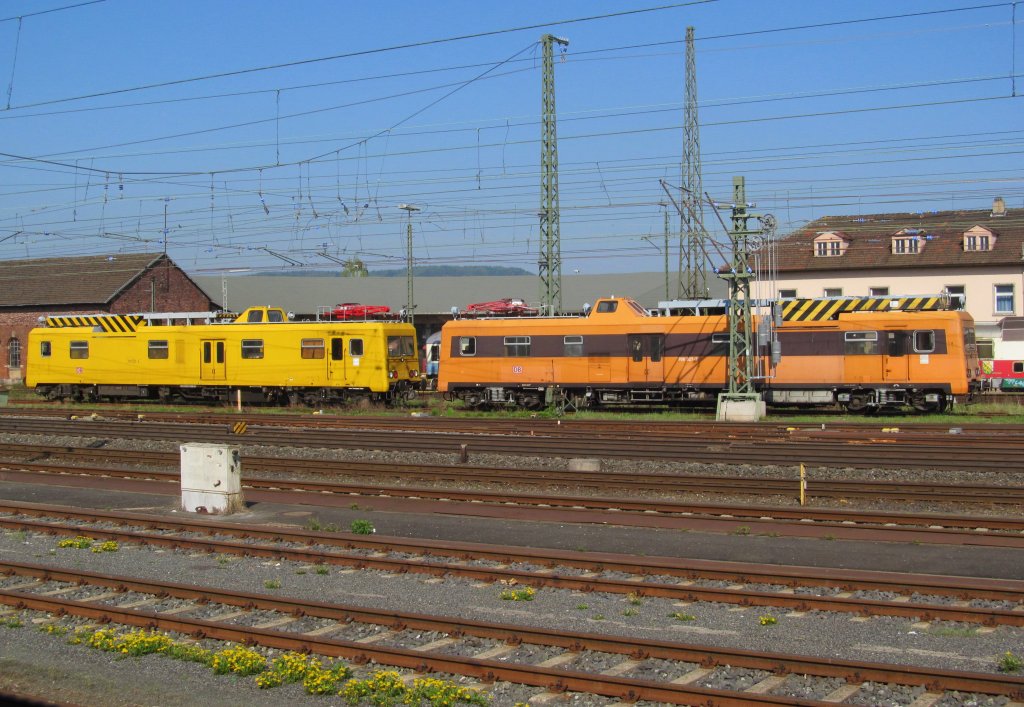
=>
[680,25,708,298]
[539,34,568,314]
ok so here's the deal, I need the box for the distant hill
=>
[372,265,532,277]
[248,265,532,277]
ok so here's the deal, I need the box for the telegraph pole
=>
[398,203,419,328]
[539,33,568,314]
[680,25,707,298]
[716,176,766,421]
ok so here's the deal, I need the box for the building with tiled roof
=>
[752,198,1023,365]
[0,253,217,383]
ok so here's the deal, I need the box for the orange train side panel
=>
[439,297,979,398]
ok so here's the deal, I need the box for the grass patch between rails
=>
[29,624,495,702]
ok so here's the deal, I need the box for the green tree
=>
[341,257,368,277]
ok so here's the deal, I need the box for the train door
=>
[627,334,665,382]
[327,337,346,383]
[200,339,226,381]
[882,330,910,382]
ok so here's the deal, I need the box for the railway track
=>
[1,441,1023,505]
[3,500,1024,627]
[2,561,1023,704]
[2,414,1023,471]
[4,405,1023,436]
[3,460,1024,547]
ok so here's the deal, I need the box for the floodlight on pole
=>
[398,204,420,327]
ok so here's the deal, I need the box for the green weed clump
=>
[499,586,535,601]
[57,536,93,550]
[350,519,375,535]
[998,650,1023,673]
[340,670,489,706]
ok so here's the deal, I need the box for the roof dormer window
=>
[892,228,924,255]
[963,225,995,252]
[812,231,847,257]
[893,237,919,254]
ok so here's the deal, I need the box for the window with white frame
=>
[7,337,20,368]
[963,226,995,252]
[824,288,843,298]
[812,232,846,257]
[995,284,1015,314]
[778,289,797,299]
[504,336,531,357]
[869,287,889,297]
[892,237,919,254]
[944,285,966,308]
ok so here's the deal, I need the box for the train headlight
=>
[389,370,396,379]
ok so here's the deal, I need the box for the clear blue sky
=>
[0,0,1020,280]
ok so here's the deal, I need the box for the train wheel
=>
[845,393,871,413]
[910,392,945,413]
[519,394,542,410]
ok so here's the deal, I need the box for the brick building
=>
[0,252,217,383]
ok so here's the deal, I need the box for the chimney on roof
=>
[992,197,1006,217]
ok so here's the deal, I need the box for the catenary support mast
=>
[680,26,707,298]
[539,34,569,314]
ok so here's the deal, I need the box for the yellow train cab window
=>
[564,335,583,356]
[913,330,935,353]
[844,331,879,355]
[459,337,476,356]
[148,340,169,359]
[504,336,530,356]
[388,336,415,357]
[69,340,88,359]
[267,310,284,323]
[350,338,364,357]
[241,339,264,359]
[331,338,343,360]
[301,338,325,359]
[246,310,264,323]
[39,341,52,358]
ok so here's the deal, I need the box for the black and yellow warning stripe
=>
[44,314,145,333]
[781,296,946,322]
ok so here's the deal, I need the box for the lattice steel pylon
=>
[539,34,569,314]
[680,25,708,299]
[721,176,757,396]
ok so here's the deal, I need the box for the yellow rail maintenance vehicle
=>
[26,306,421,406]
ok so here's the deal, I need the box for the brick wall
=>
[110,262,215,314]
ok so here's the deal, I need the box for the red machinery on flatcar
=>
[329,303,397,321]
[463,298,539,317]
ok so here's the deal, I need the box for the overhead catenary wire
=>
[0,2,1019,272]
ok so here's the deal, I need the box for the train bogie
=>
[26,306,421,406]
